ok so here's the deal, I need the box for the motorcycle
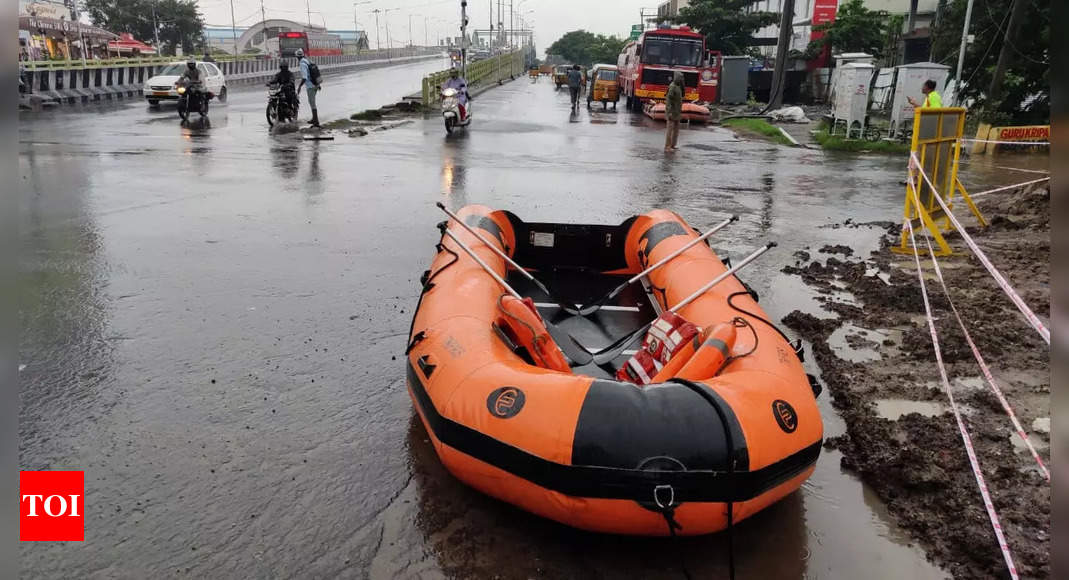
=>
[266,82,299,127]
[441,87,471,134]
[176,81,212,121]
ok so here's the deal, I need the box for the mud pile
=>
[782,186,1050,578]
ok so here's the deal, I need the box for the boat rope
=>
[904,179,1050,481]
[910,151,1050,344]
[727,290,805,363]
[903,215,1020,579]
[406,238,460,354]
[717,317,758,374]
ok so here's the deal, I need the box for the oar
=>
[577,215,738,316]
[440,228,595,366]
[437,203,582,315]
[590,242,777,366]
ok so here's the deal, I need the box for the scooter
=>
[441,87,471,134]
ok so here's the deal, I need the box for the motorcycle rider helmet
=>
[449,67,459,78]
[187,60,196,70]
[280,61,289,71]
[294,48,304,58]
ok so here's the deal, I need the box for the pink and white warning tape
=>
[961,138,1051,146]
[970,176,1050,199]
[904,216,1020,579]
[910,152,1050,345]
[919,229,1050,481]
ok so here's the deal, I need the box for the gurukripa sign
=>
[970,124,1051,154]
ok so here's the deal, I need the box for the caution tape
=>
[903,210,1020,579]
[917,225,1050,481]
[970,176,1050,200]
[910,152,1051,345]
[960,138,1050,146]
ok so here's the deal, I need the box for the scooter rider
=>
[442,67,470,120]
[295,49,321,127]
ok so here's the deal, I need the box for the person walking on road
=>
[665,71,684,151]
[907,79,942,110]
[567,64,583,111]
[296,49,322,128]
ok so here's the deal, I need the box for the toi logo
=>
[20,471,84,541]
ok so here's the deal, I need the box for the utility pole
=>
[372,9,381,50]
[259,0,267,53]
[306,0,312,27]
[229,0,238,56]
[409,14,413,47]
[768,0,796,109]
[953,0,976,104]
[510,0,513,48]
[987,0,1028,105]
[461,0,469,75]
[425,17,429,47]
[152,0,161,52]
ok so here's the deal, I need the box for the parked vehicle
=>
[587,64,620,110]
[144,61,227,107]
[266,81,299,126]
[441,87,471,134]
[617,25,721,111]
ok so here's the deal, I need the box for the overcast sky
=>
[194,0,652,56]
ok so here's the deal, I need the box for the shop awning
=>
[19,16,118,41]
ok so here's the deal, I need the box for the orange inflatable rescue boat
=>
[646,101,712,123]
[405,205,823,536]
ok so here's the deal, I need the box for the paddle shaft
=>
[442,229,523,300]
[669,242,777,313]
[628,216,738,285]
[436,203,534,283]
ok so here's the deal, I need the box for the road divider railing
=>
[21,48,444,106]
[421,50,525,107]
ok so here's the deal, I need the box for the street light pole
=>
[372,9,381,50]
[306,0,312,27]
[230,0,238,56]
[953,0,976,104]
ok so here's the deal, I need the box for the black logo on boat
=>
[487,387,526,418]
[772,400,798,433]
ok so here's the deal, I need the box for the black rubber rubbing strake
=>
[407,362,819,502]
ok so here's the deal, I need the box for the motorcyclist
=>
[441,67,469,119]
[177,60,202,89]
[271,61,298,112]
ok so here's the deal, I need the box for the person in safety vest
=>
[908,79,943,109]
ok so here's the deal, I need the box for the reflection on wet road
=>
[21,72,958,578]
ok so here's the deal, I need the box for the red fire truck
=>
[617,25,721,110]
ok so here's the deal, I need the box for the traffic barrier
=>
[20,49,443,106]
[421,50,525,106]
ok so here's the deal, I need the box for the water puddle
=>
[875,399,949,419]
[829,323,899,362]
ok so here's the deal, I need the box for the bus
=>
[278,31,343,58]
[617,25,721,110]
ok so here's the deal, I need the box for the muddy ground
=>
[782,186,1051,578]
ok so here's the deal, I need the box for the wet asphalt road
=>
[18,66,1033,578]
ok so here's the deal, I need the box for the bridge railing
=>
[19,47,443,71]
[421,50,524,106]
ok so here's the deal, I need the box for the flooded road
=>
[17,71,982,577]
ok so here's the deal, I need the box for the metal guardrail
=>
[20,47,442,71]
[421,50,524,106]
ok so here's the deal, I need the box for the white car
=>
[143,61,227,106]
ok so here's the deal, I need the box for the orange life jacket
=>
[496,295,571,373]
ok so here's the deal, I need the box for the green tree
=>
[673,0,778,54]
[804,0,891,60]
[930,0,1048,122]
[84,0,204,56]
[546,30,627,67]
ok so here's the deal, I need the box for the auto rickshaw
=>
[529,66,540,80]
[553,65,570,88]
[587,64,620,110]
